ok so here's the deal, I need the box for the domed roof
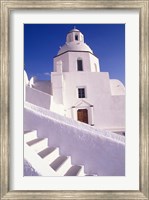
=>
[57,28,93,55]
[69,28,80,32]
[58,42,93,55]
[110,79,125,95]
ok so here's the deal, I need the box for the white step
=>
[24,130,87,176]
[38,147,59,164]
[64,165,85,176]
[24,130,37,142]
[26,138,48,153]
[50,156,72,175]
[77,165,85,176]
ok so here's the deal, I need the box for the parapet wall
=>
[24,102,125,176]
[26,86,52,109]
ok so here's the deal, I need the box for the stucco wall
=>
[50,101,65,116]
[89,53,100,72]
[26,86,52,109]
[54,53,69,72]
[32,80,52,95]
[24,102,125,176]
[54,52,100,73]
[51,72,64,104]
[61,72,125,131]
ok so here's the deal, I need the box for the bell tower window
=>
[77,59,83,71]
[75,35,78,41]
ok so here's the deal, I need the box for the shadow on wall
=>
[24,102,125,176]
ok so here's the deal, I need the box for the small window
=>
[75,35,78,40]
[77,59,83,71]
[78,88,85,98]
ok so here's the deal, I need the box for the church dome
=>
[58,42,93,55]
[57,28,93,55]
[69,28,80,32]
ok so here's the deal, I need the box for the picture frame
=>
[0,0,148,199]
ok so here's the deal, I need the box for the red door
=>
[77,109,88,124]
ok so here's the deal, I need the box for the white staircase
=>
[24,130,86,176]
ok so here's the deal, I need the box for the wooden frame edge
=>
[0,0,148,199]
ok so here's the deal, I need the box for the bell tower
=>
[53,28,100,73]
[66,28,84,43]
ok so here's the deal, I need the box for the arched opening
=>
[77,109,88,124]
[77,59,83,71]
[75,34,78,41]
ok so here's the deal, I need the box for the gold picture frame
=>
[0,0,148,199]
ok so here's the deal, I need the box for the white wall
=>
[32,80,52,95]
[24,102,125,176]
[26,85,65,116]
[51,72,64,104]
[89,53,100,72]
[26,86,52,109]
[62,72,125,131]
[54,52,100,72]
[50,101,65,116]
[54,53,69,72]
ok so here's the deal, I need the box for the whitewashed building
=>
[26,28,125,134]
[24,28,125,176]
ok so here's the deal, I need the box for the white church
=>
[24,28,125,176]
[25,28,125,134]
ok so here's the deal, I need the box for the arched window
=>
[77,59,83,71]
[75,34,78,41]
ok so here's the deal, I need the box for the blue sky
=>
[24,24,125,84]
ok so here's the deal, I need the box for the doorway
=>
[77,109,88,124]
